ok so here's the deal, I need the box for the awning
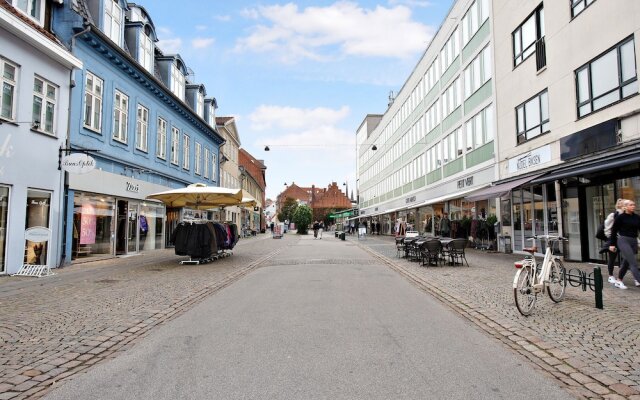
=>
[415,184,491,207]
[530,152,640,184]
[465,175,542,202]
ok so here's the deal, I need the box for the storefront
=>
[66,169,169,263]
[0,186,8,273]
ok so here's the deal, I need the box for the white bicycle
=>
[513,235,567,316]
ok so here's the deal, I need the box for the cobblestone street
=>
[352,234,640,400]
[0,234,291,400]
[1,232,640,399]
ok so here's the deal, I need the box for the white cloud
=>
[240,7,260,20]
[388,0,433,7]
[192,37,215,49]
[235,2,434,62]
[214,15,231,22]
[157,38,183,54]
[248,105,350,131]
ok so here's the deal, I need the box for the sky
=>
[143,0,455,200]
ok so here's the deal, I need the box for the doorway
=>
[116,200,140,255]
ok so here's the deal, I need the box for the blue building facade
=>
[52,0,224,263]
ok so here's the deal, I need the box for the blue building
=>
[52,0,225,263]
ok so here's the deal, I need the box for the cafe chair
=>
[421,239,442,267]
[448,238,469,267]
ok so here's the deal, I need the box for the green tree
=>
[292,204,313,234]
[277,197,298,223]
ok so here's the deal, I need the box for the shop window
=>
[0,186,8,273]
[24,189,51,266]
[73,195,115,259]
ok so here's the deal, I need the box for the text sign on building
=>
[508,145,551,173]
[61,153,96,175]
[405,195,416,204]
[126,182,140,193]
[24,227,51,243]
[457,176,474,189]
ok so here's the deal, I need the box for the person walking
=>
[319,221,324,239]
[313,221,320,239]
[609,199,640,289]
[440,212,451,238]
[602,199,625,284]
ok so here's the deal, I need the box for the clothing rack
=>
[171,220,239,265]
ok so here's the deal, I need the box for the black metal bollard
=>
[593,266,603,310]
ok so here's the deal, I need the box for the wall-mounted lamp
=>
[264,145,270,151]
[32,120,40,130]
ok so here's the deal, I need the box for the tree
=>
[292,205,312,234]
[277,197,298,223]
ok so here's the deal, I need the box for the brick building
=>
[276,182,352,222]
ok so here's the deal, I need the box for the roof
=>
[1,0,61,44]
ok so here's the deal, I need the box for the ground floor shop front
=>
[65,170,173,263]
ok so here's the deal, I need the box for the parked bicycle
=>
[513,235,567,316]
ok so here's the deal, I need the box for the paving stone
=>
[0,392,19,400]
[571,372,595,384]
[584,382,610,395]
[11,380,37,392]
[610,383,640,396]
[21,370,40,377]
[5,375,28,385]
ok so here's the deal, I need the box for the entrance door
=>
[128,202,139,253]
[116,200,128,255]
[584,184,615,262]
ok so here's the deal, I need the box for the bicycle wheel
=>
[547,259,566,303]
[514,266,537,316]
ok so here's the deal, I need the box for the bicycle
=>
[513,235,567,316]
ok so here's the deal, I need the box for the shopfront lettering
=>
[457,176,473,189]
[405,195,416,204]
[126,182,140,193]
[508,145,551,173]
[516,153,541,170]
[30,199,49,206]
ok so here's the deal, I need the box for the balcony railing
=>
[536,37,546,71]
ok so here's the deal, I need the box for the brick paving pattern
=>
[0,234,291,400]
[355,235,640,400]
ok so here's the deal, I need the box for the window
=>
[32,77,57,135]
[12,0,43,24]
[170,127,179,165]
[171,63,185,100]
[513,6,544,67]
[139,30,154,73]
[576,36,638,118]
[208,103,216,126]
[194,142,201,175]
[516,90,549,143]
[196,91,204,118]
[84,72,103,132]
[462,0,490,46]
[464,45,491,99]
[182,134,190,170]
[424,59,440,95]
[571,0,596,18]
[211,153,217,181]
[442,77,462,118]
[104,0,122,46]
[440,28,460,73]
[204,148,210,178]
[1,58,18,121]
[465,104,494,150]
[156,118,167,159]
[135,104,148,151]
[426,143,441,172]
[112,90,128,143]
[444,127,463,163]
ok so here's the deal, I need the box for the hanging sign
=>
[24,226,51,242]
[61,153,96,174]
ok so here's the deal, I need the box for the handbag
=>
[595,223,607,241]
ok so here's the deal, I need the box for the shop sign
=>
[457,176,474,189]
[61,153,96,175]
[508,145,551,173]
[126,182,140,193]
[24,226,51,242]
[405,195,416,204]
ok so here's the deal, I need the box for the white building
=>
[0,0,82,274]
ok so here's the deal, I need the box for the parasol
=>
[146,183,244,209]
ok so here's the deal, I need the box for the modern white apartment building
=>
[357,0,497,240]
[489,0,640,262]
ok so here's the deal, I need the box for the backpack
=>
[595,222,607,241]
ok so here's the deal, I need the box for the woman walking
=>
[602,199,625,284]
[609,199,640,289]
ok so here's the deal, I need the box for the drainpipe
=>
[59,23,91,268]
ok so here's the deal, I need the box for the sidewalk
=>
[351,234,640,399]
[0,233,287,400]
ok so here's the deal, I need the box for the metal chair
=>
[447,238,469,267]
[421,239,442,267]
[395,237,405,258]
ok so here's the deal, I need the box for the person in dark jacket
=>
[313,221,320,239]
[609,200,640,289]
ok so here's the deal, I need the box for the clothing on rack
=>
[172,221,239,259]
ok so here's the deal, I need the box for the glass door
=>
[116,200,127,255]
[562,186,581,260]
[128,201,139,253]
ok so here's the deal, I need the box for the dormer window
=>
[139,29,154,73]
[170,63,185,100]
[208,104,216,126]
[196,91,204,118]
[12,0,44,25]
[104,0,122,46]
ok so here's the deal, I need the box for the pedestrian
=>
[609,199,640,289]
[270,221,274,232]
[601,198,625,284]
[376,221,381,235]
[350,221,355,235]
[441,212,451,237]
[319,221,324,239]
[313,220,320,239]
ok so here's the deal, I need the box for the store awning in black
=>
[465,174,543,202]
[530,151,640,184]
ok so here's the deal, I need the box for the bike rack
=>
[563,266,603,309]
